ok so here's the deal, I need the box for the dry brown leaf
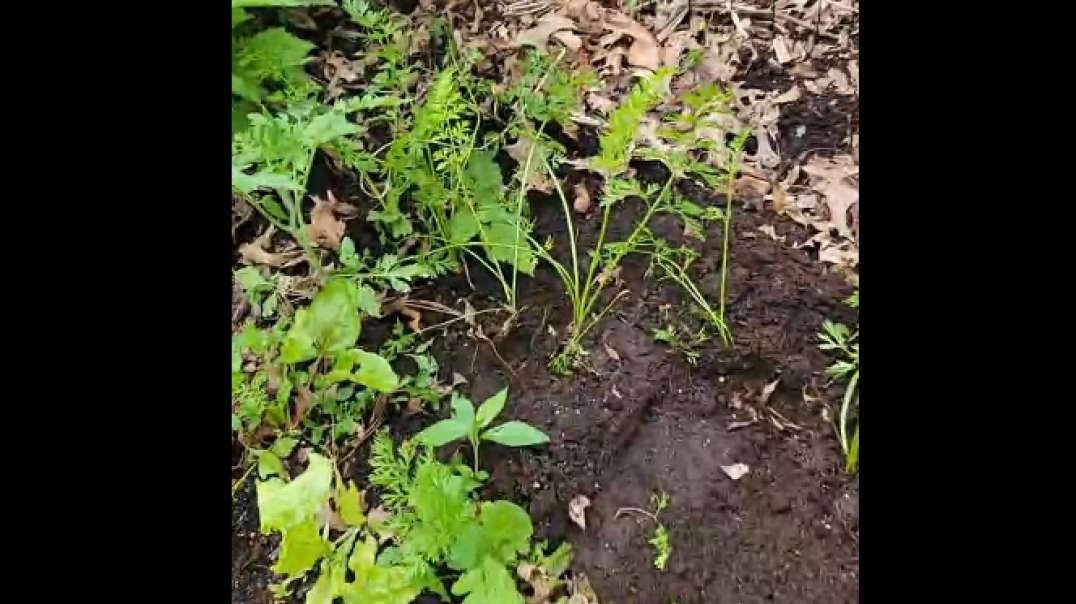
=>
[567,573,600,604]
[605,13,660,71]
[239,227,304,268]
[568,494,591,531]
[603,342,620,362]
[654,0,690,41]
[518,563,561,604]
[720,462,750,480]
[572,182,591,213]
[757,225,784,243]
[585,92,617,114]
[307,191,355,250]
[552,29,584,52]
[759,378,780,405]
[802,156,859,238]
[323,51,362,99]
[291,386,314,428]
[660,29,695,68]
[517,14,577,50]
[367,505,394,543]
[505,136,555,192]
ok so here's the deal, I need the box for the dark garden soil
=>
[233,4,859,603]
[233,165,859,603]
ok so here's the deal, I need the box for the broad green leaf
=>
[324,349,399,392]
[452,394,476,430]
[335,481,366,527]
[341,536,423,604]
[257,450,285,479]
[271,436,298,458]
[280,279,361,364]
[232,7,252,29]
[232,165,302,194]
[338,237,359,269]
[302,109,362,148]
[464,151,503,205]
[354,350,399,393]
[273,518,330,578]
[237,28,316,82]
[355,284,382,318]
[448,209,480,243]
[475,388,507,429]
[234,266,273,293]
[451,557,524,604]
[413,418,469,447]
[257,453,333,532]
[404,461,480,561]
[449,501,532,571]
[485,222,537,275]
[481,421,549,447]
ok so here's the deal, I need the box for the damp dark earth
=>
[232,2,859,603]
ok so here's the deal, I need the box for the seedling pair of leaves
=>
[415,387,549,472]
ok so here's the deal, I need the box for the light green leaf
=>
[341,536,423,604]
[475,388,507,429]
[324,349,399,392]
[235,266,273,294]
[338,237,360,269]
[449,500,532,571]
[485,222,537,275]
[451,557,524,604]
[354,350,399,392]
[257,451,285,479]
[232,165,302,194]
[238,28,315,81]
[273,518,330,578]
[271,436,298,458]
[232,7,252,29]
[448,209,480,243]
[257,452,333,532]
[413,418,469,447]
[302,110,362,148]
[465,151,503,205]
[355,284,382,318]
[335,481,365,527]
[481,421,549,447]
[280,279,361,364]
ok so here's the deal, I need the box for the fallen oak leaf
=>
[605,12,660,71]
[517,14,577,51]
[239,226,303,268]
[308,190,359,250]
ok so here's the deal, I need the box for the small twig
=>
[232,463,257,500]
[615,506,659,523]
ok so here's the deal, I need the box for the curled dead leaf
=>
[567,572,600,604]
[759,379,780,405]
[308,190,359,250]
[605,13,660,71]
[517,14,576,51]
[569,494,591,531]
[239,226,303,268]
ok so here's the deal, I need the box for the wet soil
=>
[232,8,859,604]
[232,172,858,602]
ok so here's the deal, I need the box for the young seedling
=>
[414,387,549,471]
[818,289,859,473]
[615,490,672,572]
